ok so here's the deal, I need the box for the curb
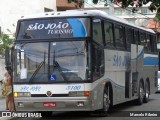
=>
[0,117,11,120]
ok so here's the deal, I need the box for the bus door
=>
[130,44,144,97]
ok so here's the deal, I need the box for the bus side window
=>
[92,19,103,45]
[146,34,151,52]
[126,27,134,50]
[140,32,147,52]
[114,24,125,49]
[154,36,157,53]
[150,35,155,53]
[134,30,139,45]
[104,21,114,48]
[92,44,104,80]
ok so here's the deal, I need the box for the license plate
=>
[43,102,56,107]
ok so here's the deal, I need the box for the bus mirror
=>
[5,47,11,68]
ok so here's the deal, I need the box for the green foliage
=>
[90,0,160,21]
[155,7,160,21]
[148,3,157,12]
[0,33,13,56]
[68,0,73,3]
[122,0,134,8]
[68,0,160,21]
[92,0,98,4]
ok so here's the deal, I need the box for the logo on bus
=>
[46,91,52,97]
[26,22,73,35]
[27,22,69,30]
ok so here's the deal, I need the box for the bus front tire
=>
[98,86,110,117]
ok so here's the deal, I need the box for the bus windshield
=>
[15,41,88,83]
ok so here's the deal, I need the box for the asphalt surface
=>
[0,93,160,120]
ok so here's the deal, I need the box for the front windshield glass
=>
[14,41,88,83]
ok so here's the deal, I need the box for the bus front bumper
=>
[14,97,93,111]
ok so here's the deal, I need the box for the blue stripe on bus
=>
[144,57,158,66]
[67,18,86,37]
[137,48,144,59]
[131,48,144,60]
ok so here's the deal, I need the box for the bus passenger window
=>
[104,21,114,48]
[92,44,104,80]
[146,34,151,52]
[150,35,157,53]
[150,35,154,52]
[134,30,139,45]
[126,28,134,50]
[114,24,125,49]
[140,32,147,52]
[92,19,103,45]
[154,36,157,52]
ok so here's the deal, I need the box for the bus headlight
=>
[14,92,31,97]
[69,91,90,97]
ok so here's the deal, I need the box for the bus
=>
[6,10,158,116]
[158,71,160,91]
[157,43,160,92]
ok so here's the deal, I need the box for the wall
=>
[84,0,155,25]
[44,0,56,11]
[0,0,56,36]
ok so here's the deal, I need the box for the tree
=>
[68,0,160,20]
[91,0,160,20]
[0,33,13,57]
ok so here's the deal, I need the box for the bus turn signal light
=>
[14,92,31,97]
[14,92,18,97]
[69,91,90,97]
[84,91,90,96]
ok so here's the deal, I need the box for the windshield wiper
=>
[29,61,44,83]
[53,51,68,81]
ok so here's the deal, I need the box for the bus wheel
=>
[99,86,110,116]
[137,81,144,105]
[144,82,149,103]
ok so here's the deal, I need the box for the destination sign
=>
[17,18,90,40]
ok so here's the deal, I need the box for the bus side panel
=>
[104,49,130,105]
[143,53,158,94]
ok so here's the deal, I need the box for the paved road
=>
[1,93,160,120]
[0,97,6,111]
[0,97,10,120]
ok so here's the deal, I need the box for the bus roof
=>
[20,9,155,34]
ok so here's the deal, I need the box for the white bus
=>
[158,71,160,91]
[6,10,158,116]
